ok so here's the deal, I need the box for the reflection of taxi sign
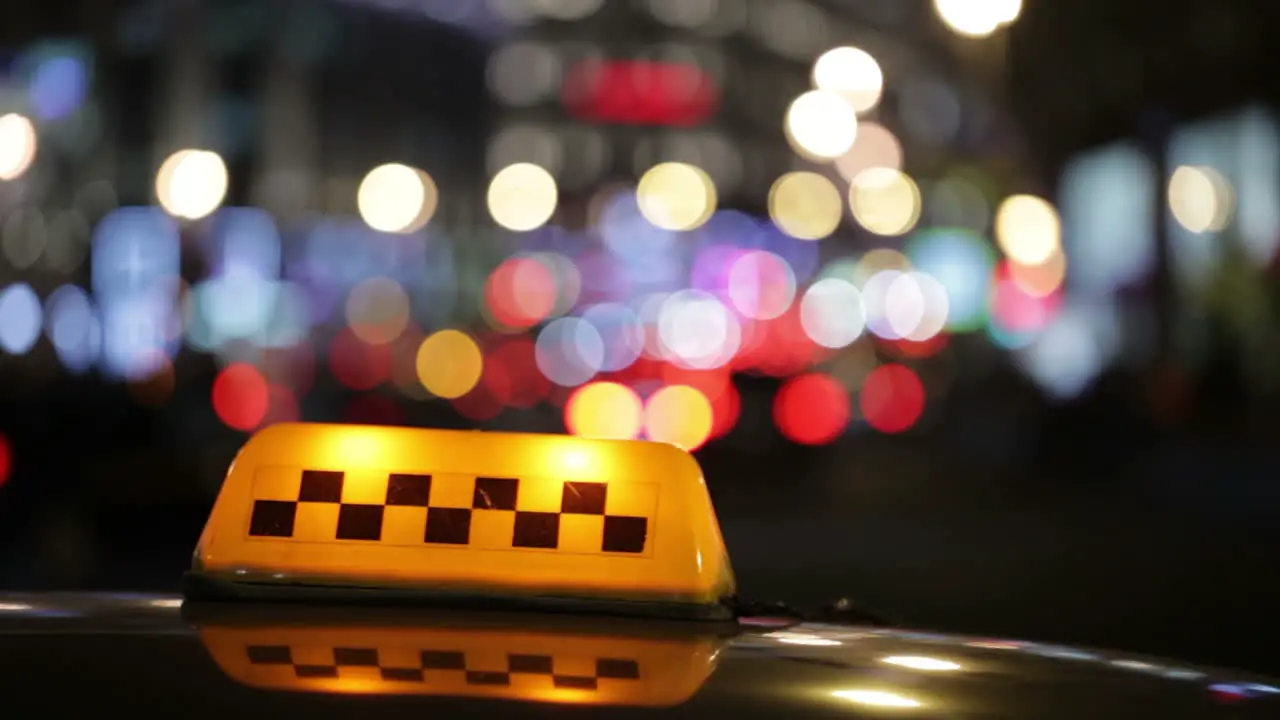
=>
[193,609,723,706]
[185,423,736,618]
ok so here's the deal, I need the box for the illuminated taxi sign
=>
[188,423,735,615]
[197,620,722,706]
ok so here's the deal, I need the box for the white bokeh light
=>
[800,278,865,348]
[155,149,228,220]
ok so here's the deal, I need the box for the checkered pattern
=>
[245,644,641,689]
[245,469,653,555]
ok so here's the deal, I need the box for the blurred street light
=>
[155,149,228,220]
[933,0,1022,38]
[0,113,38,181]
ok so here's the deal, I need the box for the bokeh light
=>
[785,90,858,160]
[536,316,604,387]
[835,122,903,181]
[933,0,1020,37]
[155,149,229,220]
[850,168,922,236]
[212,363,270,431]
[0,283,43,355]
[644,384,713,450]
[768,172,843,240]
[800,278,865,348]
[1168,165,1235,234]
[811,46,884,114]
[416,329,483,399]
[775,373,851,445]
[345,276,411,345]
[995,194,1062,266]
[0,434,11,487]
[357,163,438,233]
[488,162,558,231]
[565,381,643,440]
[0,114,38,181]
[636,162,717,231]
[861,363,926,433]
[485,255,558,330]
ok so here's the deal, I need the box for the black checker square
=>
[554,675,598,690]
[425,507,472,545]
[333,647,379,666]
[473,477,519,510]
[247,645,293,664]
[299,470,344,503]
[561,481,607,515]
[512,511,560,549]
[295,665,339,678]
[335,504,384,541]
[597,658,641,679]
[602,516,648,554]
[386,473,433,506]
[421,650,466,670]
[381,667,424,682]
[248,500,297,538]
[466,671,511,686]
[508,654,554,674]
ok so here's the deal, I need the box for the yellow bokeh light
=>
[155,149,229,220]
[933,0,1020,37]
[1168,165,1234,234]
[994,194,1062,266]
[768,172,842,240]
[357,163,438,233]
[415,329,483,399]
[636,162,717,231]
[1009,246,1067,297]
[345,276,411,345]
[566,382,644,440]
[785,90,858,161]
[488,162,558,232]
[0,113,38,181]
[849,168,921,237]
[811,46,884,115]
[644,385,713,451]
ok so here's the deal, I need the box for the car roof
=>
[1,593,1278,718]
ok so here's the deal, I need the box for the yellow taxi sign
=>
[194,611,722,706]
[187,423,735,617]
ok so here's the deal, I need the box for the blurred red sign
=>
[561,59,720,126]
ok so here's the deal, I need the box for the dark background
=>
[2,0,1280,679]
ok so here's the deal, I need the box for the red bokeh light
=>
[484,257,557,330]
[991,262,1063,333]
[709,381,742,440]
[453,382,504,422]
[562,60,720,126]
[489,338,548,408]
[329,327,391,391]
[773,373,851,446]
[861,364,926,434]
[213,363,270,431]
[0,434,12,487]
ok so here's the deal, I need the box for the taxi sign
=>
[186,423,736,618]
[190,607,723,706]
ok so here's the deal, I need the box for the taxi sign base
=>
[183,572,735,622]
